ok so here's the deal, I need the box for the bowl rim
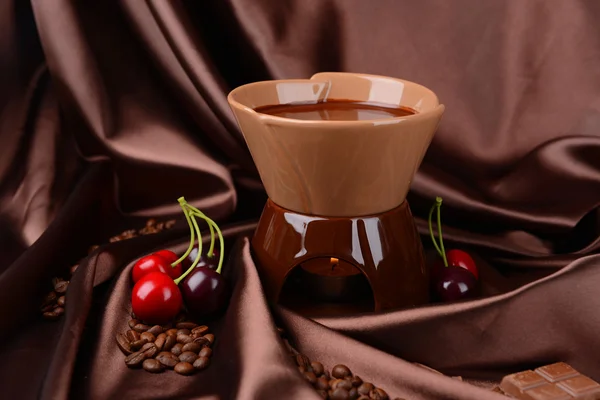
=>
[227,72,444,127]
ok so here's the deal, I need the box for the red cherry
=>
[131,272,182,324]
[446,249,478,279]
[183,248,220,270]
[153,249,183,279]
[433,266,478,302]
[180,267,229,319]
[132,254,171,283]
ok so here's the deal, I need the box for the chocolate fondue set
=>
[228,72,445,315]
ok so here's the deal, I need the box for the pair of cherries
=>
[428,197,479,302]
[130,198,229,325]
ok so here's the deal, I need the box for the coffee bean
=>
[199,347,212,358]
[41,303,56,313]
[179,351,198,364]
[358,383,374,396]
[203,333,215,345]
[171,343,183,356]
[141,343,158,358]
[142,359,163,373]
[165,220,176,229]
[116,333,133,355]
[69,264,79,276]
[182,342,201,354]
[193,356,210,370]
[303,371,317,384]
[311,361,324,376]
[140,332,156,342]
[164,334,177,351]
[177,334,192,344]
[54,280,69,294]
[191,325,209,336]
[331,388,350,400]
[130,339,148,350]
[154,333,166,351]
[43,311,60,320]
[42,291,57,307]
[174,362,195,375]
[317,390,328,399]
[57,296,66,307]
[193,337,210,347]
[332,364,352,379]
[125,350,147,367]
[161,323,172,331]
[332,379,353,391]
[140,342,154,351]
[166,328,178,336]
[147,325,163,336]
[126,330,140,342]
[176,322,197,330]
[369,388,389,400]
[351,376,363,387]
[316,376,329,390]
[348,388,358,399]
[54,307,65,316]
[156,352,179,368]
[146,218,156,227]
[176,329,191,336]
[296,354,310,369]
[122,229,137,238]
[133,323,150,333]
[298,366,307,374]
[357,396,369,400]
[128,319,139,329]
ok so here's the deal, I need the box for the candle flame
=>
[330,257,339,271]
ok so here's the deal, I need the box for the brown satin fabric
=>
[1,0,600,399]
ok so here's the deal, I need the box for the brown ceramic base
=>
[251,199,429,314]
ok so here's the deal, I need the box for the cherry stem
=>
[428,196,448,267]
[185,205,225,275]
[186,205,215,257]
[171,198,195,268]
[174,212,203,285]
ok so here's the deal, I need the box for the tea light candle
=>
[298,257,365,302]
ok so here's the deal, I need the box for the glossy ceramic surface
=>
[228,72,445,217]
[252,199,429,311]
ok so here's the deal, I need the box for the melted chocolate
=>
[255,99,415,121]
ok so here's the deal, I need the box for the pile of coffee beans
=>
[277,328,403,400]
[40,277,69,320]
[109,218,176,243]
[117,313,214,375]
[40,218,176,320]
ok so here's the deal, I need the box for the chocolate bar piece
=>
[500,362,600,399]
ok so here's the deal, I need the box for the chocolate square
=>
[557,376,600,398]
[526,383,571,400]
[501,370,547,397]
[536,363,580,383]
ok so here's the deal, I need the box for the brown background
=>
[1,1,599,399]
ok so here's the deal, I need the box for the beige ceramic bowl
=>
[228,72,445,217]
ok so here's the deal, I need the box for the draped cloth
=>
[1,1,600,399]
